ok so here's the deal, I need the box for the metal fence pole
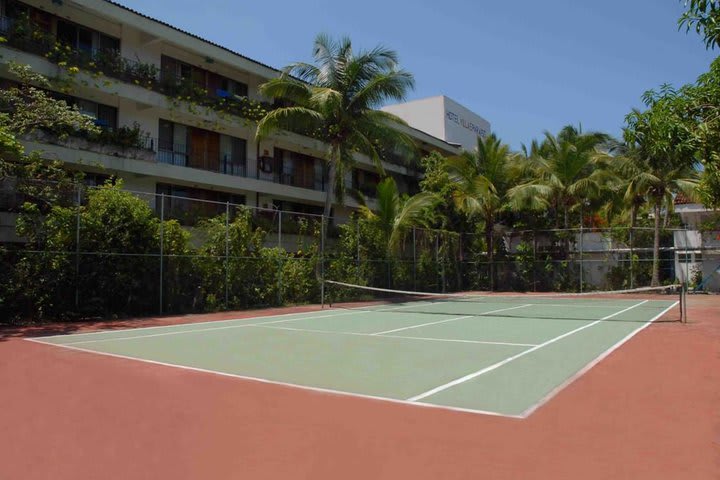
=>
[579,223,584,293]
[225,201,230,309]
[278,210,282,305]
[74,184,81,308]
[435,233,441,292]
[684,228,690,287]
[533,230,537,292]
[320,215,326,308]
[356,219,361,285]
[412,227,417,290]
[629,227,635,289]
[441,233,446,293]
[159,193,164,314]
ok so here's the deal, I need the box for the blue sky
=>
[118,0,716,149]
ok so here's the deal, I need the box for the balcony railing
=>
[0,15,270,122]
[156,141,247,177]
[272,170,325,192]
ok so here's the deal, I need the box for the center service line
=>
[371,304,533,336]
[406,300,649,402]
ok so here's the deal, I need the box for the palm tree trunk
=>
[651,200,661,287]
[322,162,336,240]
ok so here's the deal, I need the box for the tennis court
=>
[27,283,683,418]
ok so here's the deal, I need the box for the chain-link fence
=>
[0,177,705,323]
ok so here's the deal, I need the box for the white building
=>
[0,0,462,233]
[382,96,491,152]
[674,196,719,291]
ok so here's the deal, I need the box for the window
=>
[76,99,117,129]
[56,20,119,54]
[158,119,188,166]
[220,135,246,176]
[220,77,248,97]
[353,169,380,197]
[274,148,323,190]
[695,253,703,262]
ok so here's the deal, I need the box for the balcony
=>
[0,15,271,123]
[157,141,247,177]
[24,124,156,162]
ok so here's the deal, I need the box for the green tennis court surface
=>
[30,294,680,418]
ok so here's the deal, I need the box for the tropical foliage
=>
[3,5,718,323]
[256,34,416,224]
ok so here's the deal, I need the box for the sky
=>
[116,0,717,149]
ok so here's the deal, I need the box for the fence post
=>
[74,184,81,309]
[356,219,361,285]
[533,230,537,292]
[579,223,584,293]
[320,215,326,308]
[412,227,417,291]
[629,227,635,289]
[225,201,230,309]
[277,210,282,305]
[684,228,690,288]
[159,193,164,314]
[441,233,446,293]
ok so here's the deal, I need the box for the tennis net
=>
[323,280,686,323]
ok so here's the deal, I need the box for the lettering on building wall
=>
[446,110,487,137]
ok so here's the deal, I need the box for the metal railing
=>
[156,140,247,177]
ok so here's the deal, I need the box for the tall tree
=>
[507,125,613,229]
[256,34,415,233]
[679,0,720,49]
[625,102,701,286]
[445,133,516,290]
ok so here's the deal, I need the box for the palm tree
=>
[445,133,517,290]
[256,34,416,235]
[356,177,439,286]
[508,125,614,229]
[617,150,699,286]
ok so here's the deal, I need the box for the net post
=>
[681,281,688,323]
[159,193,165,315]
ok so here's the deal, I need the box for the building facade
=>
[0,0,462,229]
[382,96,491,152]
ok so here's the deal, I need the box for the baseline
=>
[24,337,525,419]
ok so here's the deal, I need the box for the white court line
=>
[253,324,538,348]
[371,304,533,335]
[518,301,679,418]
[406,300,650,402]
[24,337,525,419]
[32,297,438,341]
[49,301,437,346]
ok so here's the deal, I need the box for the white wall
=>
[383,96,491,152]
[382,97,446,142]
[442,97,490,152]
